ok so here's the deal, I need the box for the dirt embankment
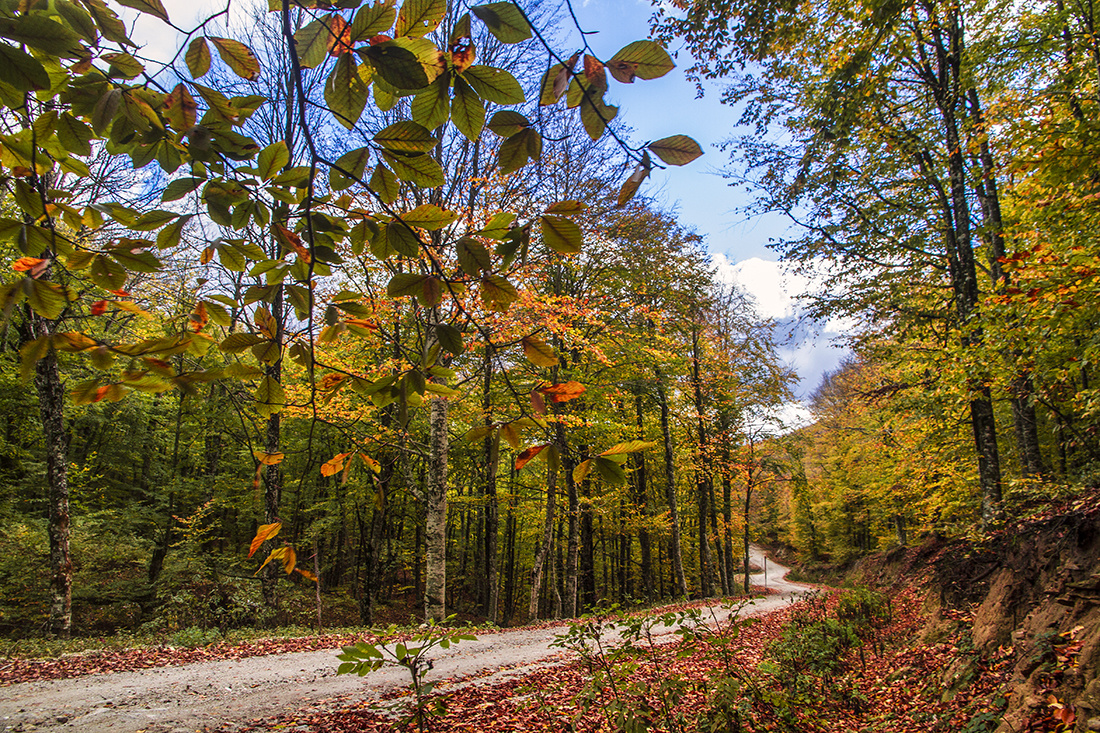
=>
[842,491,1100,733]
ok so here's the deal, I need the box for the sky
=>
[126,0,849,410]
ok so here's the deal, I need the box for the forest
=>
[0,0,1097,651]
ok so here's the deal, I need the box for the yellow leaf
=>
[254,451,285,465]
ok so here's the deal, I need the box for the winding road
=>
[0,546,807,733]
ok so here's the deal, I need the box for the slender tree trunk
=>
[482,347,500,623]
[743,477,753,594]
[633,391,654,600]
[580,481,595,611]
[561,440,580,618]
[654,363,688,597]
[690,325,714,598]
[528,452,557,619]
[424,393,448,622]
[34,334,71,637]
[938,14,1003,526]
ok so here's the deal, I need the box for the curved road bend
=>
[0,545,808,733]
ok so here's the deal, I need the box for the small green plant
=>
[336,616,476,733]
[169,626,221,648]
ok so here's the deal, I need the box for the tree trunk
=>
[967,87,1046,480]
[528,450,557,619]
[690,325,714,598]
[633,392,654,600]
[480,347,500,622]
[424,393,448,623]
[654,363,688,597]
[937,12,1003,526]
[34,333,71,637]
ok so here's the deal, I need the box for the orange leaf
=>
[296,567,318,582]
[249,522,282,557]
[281,545,297,574]
[515,444,549,470]
[12,257,45,272]
[321,452,351,477]
[328,16,354,56]
[539,381,586,403]
[91,300,109,315]
[190,301,208,333]
[274,224,311,263]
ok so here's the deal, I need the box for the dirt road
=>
[0,546,806,733]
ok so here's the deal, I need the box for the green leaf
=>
[480,275,518,312]
[387,272,428,298]
[577,87,617,141]
[156,215,191,249]
[370,163,400,203]
[81,0,132,45]
[487,110,529,137]
[293,19,331,70]
[330,146,371,191]
[401,204,456,230]
[92,88,121,135]
[56,0,98,43]
[386,221,421,257]
[450,76,485,142]
[255,375,286,417]
[162,177,204,202]
[116,0,170,22]
[470,2,531,44]
[363,41,429,90]
[57,113,93,157]
[325,53,371,129]
[27,280,68,319]
[600,440,657,456]
[186,37,211,78]
[381,150,444,187]
[412,76,450,130]
[351,1,397,40]
[540,215,581,254]
[462,65,524,105]
[257,141,290,181]
[374,120,436,152]
[211,37,261,81]
[0,45,49,91]
[220,333,265,352]
[104,52,143,78]
[607,40,675,83]
[0,14,85,57]
[456,237,491,275]
[647,135,704,166]
[435,323,464,355]
[594,456,627,484]
[395,0,447,38]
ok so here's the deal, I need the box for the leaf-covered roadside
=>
[222,587,1029,733]
[0,594,771,686]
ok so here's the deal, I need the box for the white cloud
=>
[712,254,815,321]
